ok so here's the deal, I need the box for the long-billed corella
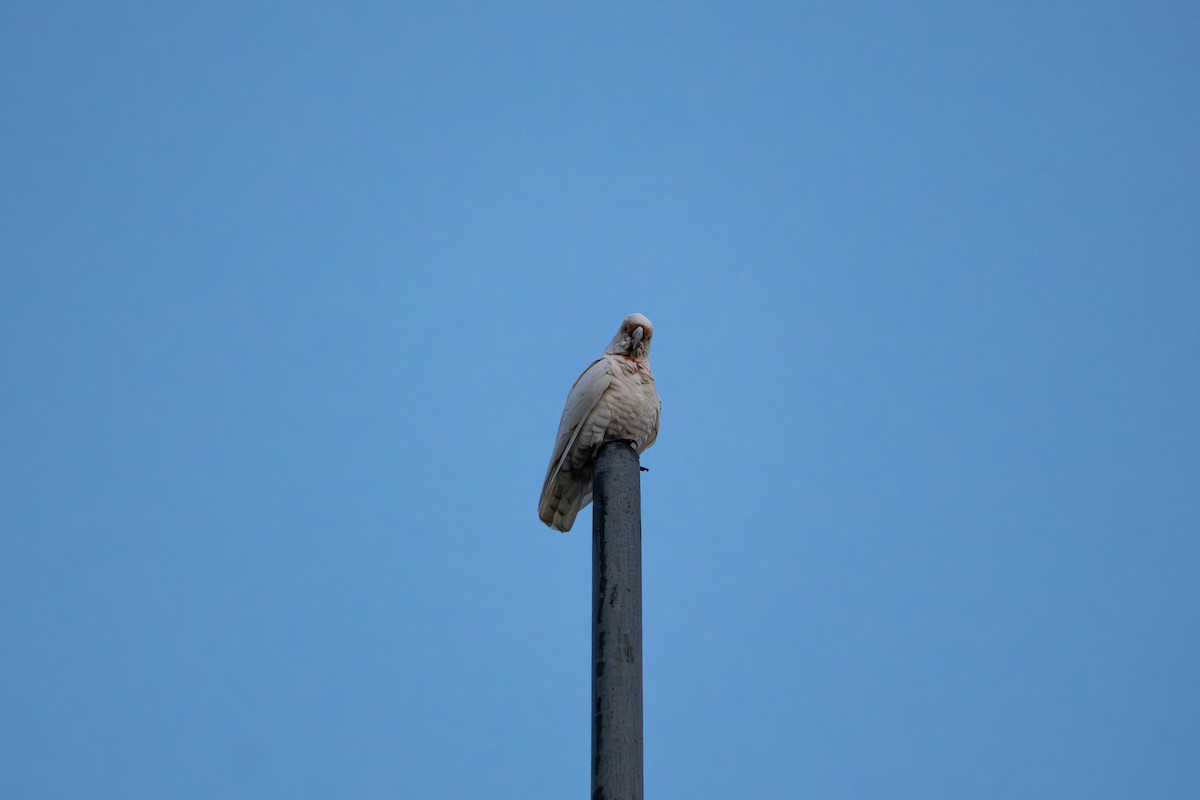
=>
[538,313,662,532]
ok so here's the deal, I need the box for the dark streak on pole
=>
[591,440,643,800]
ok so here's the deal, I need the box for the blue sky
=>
[2,2,1198,797]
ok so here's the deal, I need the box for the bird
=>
[538,313,662,532]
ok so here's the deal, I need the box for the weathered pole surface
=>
[591,440,643,800]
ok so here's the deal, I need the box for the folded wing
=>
[538,358,613,532]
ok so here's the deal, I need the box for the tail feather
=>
[538,466,594,532]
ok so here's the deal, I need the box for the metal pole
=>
[591,441,643,800]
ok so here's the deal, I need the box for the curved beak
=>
[630,325,645,349]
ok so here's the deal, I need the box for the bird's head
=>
[605,313,654,363]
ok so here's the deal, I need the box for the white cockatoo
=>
[538,313,662,532]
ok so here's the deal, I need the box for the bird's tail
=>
[538,468,593,532]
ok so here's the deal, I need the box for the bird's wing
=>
[542,357,619,525]
[542,358,612,483]
[639,396,661,453]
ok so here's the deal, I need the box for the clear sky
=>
[2,2,1198,798]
